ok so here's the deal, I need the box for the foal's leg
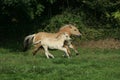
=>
[47,52,55,58]
[65,41,79,55]
[32,43,41,56]
[63,45,71,56]
[43,46,50,59]
[43,46,54,59]
[59,47,70,58]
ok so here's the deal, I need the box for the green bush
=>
[37,8,120,40]
[40,9,85,32]
[82,28,103,40]
[0,0,120,41]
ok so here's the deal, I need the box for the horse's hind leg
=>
[32,43,41,56]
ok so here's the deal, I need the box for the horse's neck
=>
[58,29,71,36]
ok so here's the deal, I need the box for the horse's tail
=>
[33,40,41,45]
[23,34,35,52]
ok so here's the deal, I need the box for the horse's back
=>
[33,32,58,42]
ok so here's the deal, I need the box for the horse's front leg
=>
[32,43,41,56]
[69,44,79,55]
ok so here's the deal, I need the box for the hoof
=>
[76,53,79,55]
[32,52,36,56]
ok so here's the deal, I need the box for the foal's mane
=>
[56,32,66,39]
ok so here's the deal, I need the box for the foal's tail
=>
[23,34,35,52]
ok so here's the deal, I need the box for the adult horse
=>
[23,24,82,56]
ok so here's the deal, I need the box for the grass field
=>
[0,48,120,80]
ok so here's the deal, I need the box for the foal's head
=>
[59,24,82,36]
[57,33,71,41]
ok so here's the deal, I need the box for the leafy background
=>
[0,0,120,45]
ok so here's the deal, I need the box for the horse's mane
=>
[59,24,71,30]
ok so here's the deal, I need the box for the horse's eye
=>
[74,29,77,31]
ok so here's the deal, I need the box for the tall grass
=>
[0,48,120,80]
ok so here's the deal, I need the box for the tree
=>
[0,0,45,23]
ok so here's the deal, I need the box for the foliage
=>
[40,9,84,32]
[0,0,45,22]
[0,0,120,40]
[112,10,120,22]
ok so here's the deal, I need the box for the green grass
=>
[0,48,120,80]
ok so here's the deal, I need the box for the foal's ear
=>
[63,32,67,35]
[56,33,62,38]
[56,32,65,38]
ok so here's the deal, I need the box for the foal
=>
[34,33,71,59]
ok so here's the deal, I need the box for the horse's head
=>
[59,24,82,37]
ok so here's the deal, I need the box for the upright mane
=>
[59,24,72,31]
[58,24,80,36]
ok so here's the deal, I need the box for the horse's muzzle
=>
[77,33,82,37]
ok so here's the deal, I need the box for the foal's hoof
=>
[62,55,67,58]
[49,56,55,59]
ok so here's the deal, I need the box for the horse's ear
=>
[69,25,72,28]
[69,23,76,27]
[73,23,76,26]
